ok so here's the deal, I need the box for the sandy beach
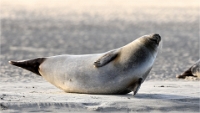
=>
[1,81,199,113]
[1,0,199,112]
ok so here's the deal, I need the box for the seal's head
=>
[149,34,161,45]
[118,33,161,68]
[137,34,161,54]
[142,33,161,47]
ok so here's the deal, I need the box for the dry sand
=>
[1,0,200,112]
[1,81,199,113]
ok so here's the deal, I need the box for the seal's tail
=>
[9,58,46,76]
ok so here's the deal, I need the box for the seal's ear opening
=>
[9,58,46,76]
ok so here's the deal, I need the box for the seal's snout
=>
[150,34,161,44]
[152,34,160,39]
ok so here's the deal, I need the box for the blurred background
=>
[1,0,199,82]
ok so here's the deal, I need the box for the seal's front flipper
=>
[94,49,120,67]
[132,78,143,96]
[176,67,193,79]
[9,58,46,76]
[177,59,200,79]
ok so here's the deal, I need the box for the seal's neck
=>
[118,40,144,63]
[120,38,158,62]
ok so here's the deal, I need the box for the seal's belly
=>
[39,54,154,94]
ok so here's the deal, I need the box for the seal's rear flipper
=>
[9,58,46,76]
[94,49,120,67]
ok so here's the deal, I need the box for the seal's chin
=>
[158,40,163,53]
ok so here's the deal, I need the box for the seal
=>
[9,34,161,95]
[177,59,200,79]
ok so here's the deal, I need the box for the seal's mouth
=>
[149,34,161,45]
